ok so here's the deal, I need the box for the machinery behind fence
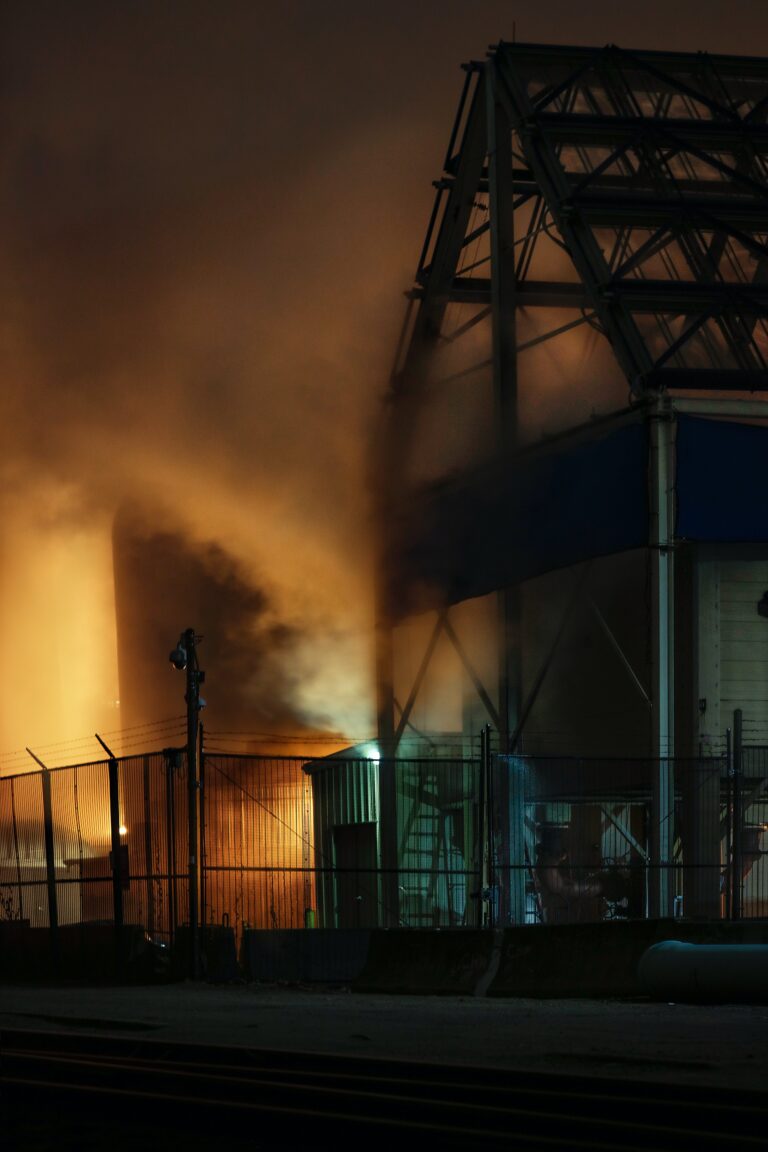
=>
[1,743,766,970]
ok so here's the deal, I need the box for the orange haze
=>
[1,1,766,769]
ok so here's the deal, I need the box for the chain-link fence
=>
[493,753,768,927]
[1,744,766,978]
[202,754,314,934]
[0,752,187,944]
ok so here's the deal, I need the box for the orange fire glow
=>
[2,4,766,770]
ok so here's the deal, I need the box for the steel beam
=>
[645,369,768,390]
[412,276,768,317]
[491,42,768,83]
[510,172,768,198]
[408,279,586,307]
[530,113,768,147]
[568,199,768,230]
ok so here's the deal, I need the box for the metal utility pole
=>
[170,628,205,979]
[95,733,124,975]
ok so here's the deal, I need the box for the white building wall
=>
[697,551,768,753]
[719,559,768,747]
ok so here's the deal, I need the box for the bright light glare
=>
[362,743,380,763]
[118,824,128,836]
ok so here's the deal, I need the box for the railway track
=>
[1,1028,766,1150]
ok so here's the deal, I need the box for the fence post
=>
[40,769,59,975]
[107,755,125,974]
[184,631,202,980]
[165,751,178,946]
[732,709,743,920]
[10,779,24,922]
[199,723,206,932]
[724,727,732,920]
[377,756,400,928]
[482,726,494,929]
[476,727,494,928]
[507,756,527,925]
[142,755,155,935]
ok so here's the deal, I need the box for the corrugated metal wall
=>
[308,757,481,929]
[202,754,314,933]
[719,560,768,746]
[307,757,378,928]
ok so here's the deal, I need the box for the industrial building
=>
[3,44,768,973]
[373,42,768,922]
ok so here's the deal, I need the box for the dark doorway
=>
[333,822,379,928]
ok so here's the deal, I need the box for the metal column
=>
[375,593,399,927]
[487,59,520,753]
[649,400,675,917]
[487,59,522,924]
[732,709,743,920]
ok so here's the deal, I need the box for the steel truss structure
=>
[401,43,768,399]
[376,43,768,920]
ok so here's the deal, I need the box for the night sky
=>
[0,0,766,762]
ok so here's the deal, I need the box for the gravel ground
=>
[1,982,767,1091]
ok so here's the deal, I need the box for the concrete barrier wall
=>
[355,922,768,998]
[243,929,371,984]
[0,921,163,983]
[5,919,768,994]
[354,929,495,995]
[492,920,768,998]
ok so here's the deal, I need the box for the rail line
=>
[1,1028,766,1150]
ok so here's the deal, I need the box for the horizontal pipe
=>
[638,940,768,1002]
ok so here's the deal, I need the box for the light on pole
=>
[169,627,205,979]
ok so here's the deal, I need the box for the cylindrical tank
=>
[639,940,768,1002]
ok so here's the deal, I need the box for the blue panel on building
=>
[388,418,649,615]
[676,415,768,541]
[494,417,649,586]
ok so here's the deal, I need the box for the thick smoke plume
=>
[0,1,765,767]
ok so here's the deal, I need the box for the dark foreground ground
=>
[1,982,766,1090]
[3,984,768,1150]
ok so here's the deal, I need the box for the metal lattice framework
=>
[397,43,768,409]
[379,41,768,725]
[376,45,768,920]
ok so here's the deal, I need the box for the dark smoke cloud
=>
[112,506,303,735]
